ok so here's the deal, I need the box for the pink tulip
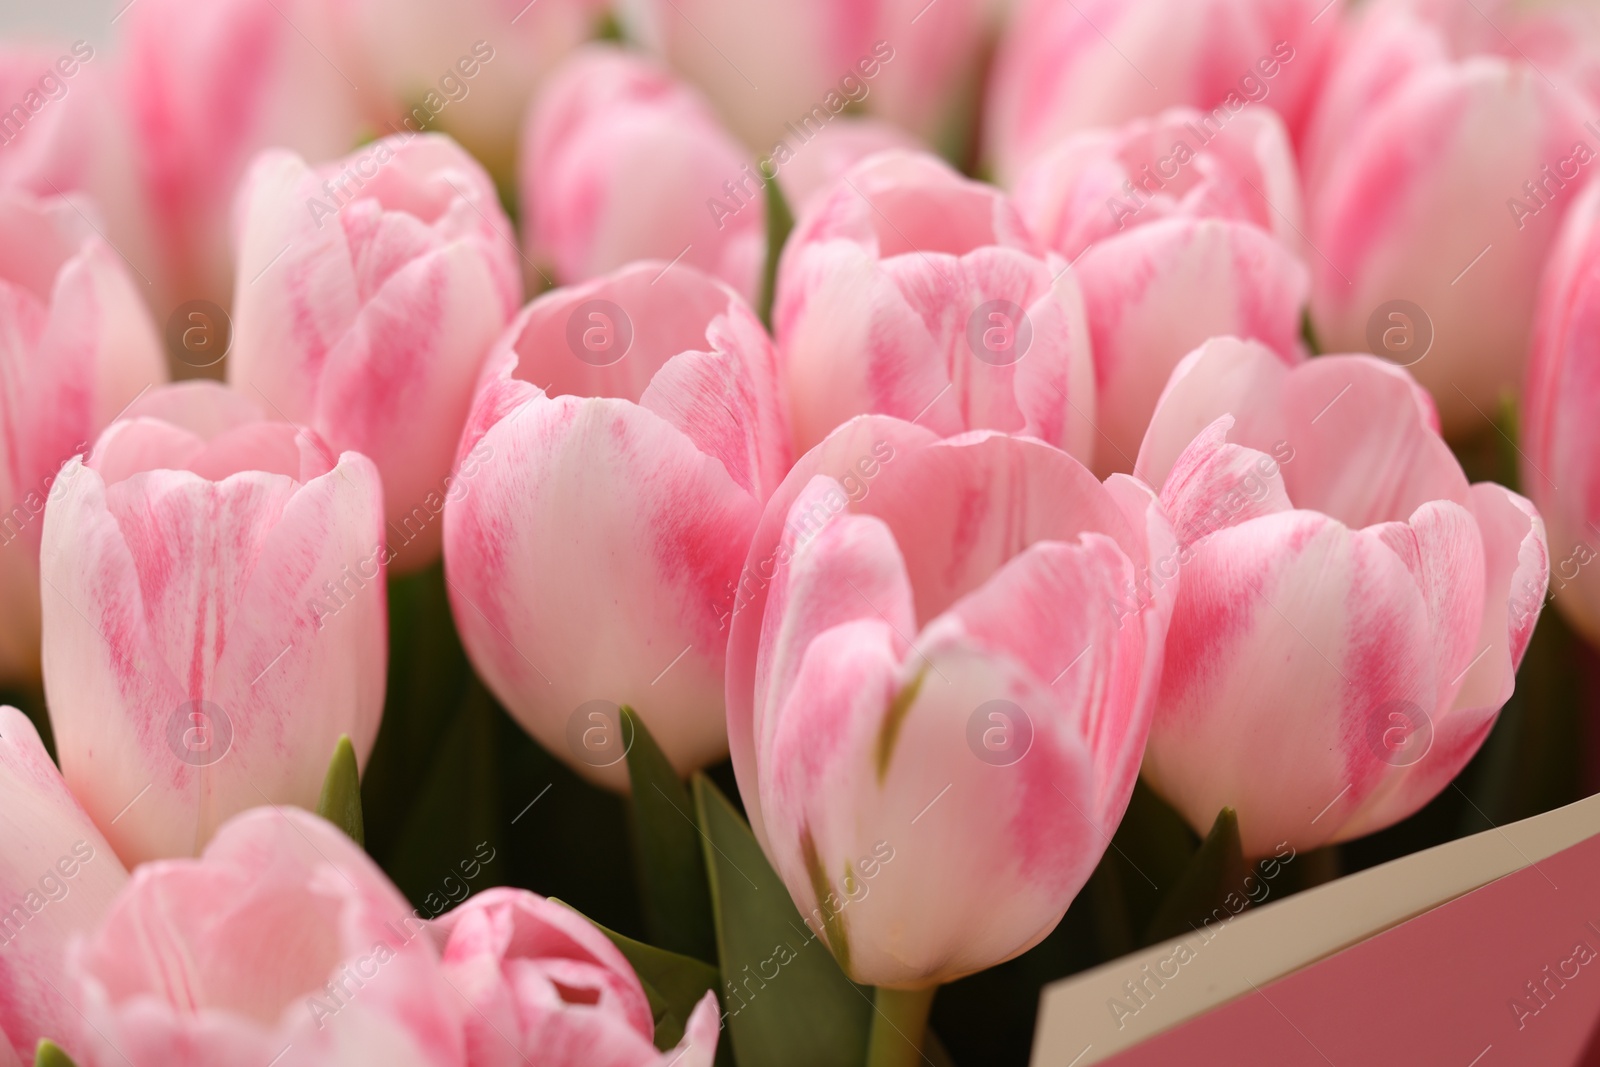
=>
[120,0,368,313]
[1134,337,1549,856]
[620,0,989,150]
[1303,1,1593,433]
[724,416,1175,987]
[1364,0,1600,106]
[0,41,106,195]
[984,0,1339,183]
[230,133,521,571]
[346,0,605,180]
[520,46,765,305]
[770,117,920,219]
[0,191,167,685]
[444,261,791,788]
[39,382,387,865]
[0,706,129,1064]
[1525,178,1600,648]
[1013,106,1309,475]
[70,807,463,1067]
[429,888,720,1067]
[773,150,1096,463]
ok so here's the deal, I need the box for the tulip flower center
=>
[510,269,730,404]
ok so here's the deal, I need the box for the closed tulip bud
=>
[619,0,988,150]
[1361,0,1600,107]
[1013,106,1309,475]
[1526,178,1600,647]
[771,117,920,219]
[230,133,521,571]
[429,888,721,1067]
[725,416,1176,987]
[120,0,368,312]
[0,707,129,1064]
[443,262,791,788]
[1135,337,1549,856]
[347,0,605,181]
[1303,1,1593,432]
[0,191,167,685]
[520,46,765,305]
[70,808,463,1067]
[985,0,1339,183]
[40,382,387,864]
[774,150,1097,463]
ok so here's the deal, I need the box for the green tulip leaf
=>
[758,175,795,330]
[693,774,872,1067]
[623,707,718,963]
[317,734,364,847]
[1141,806,1249,946]
[35,1039,78,1067]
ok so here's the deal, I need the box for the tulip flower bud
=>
[120,0,368,313]
[443,261,792,789]
[230,133,522,571]
[40,382,387,864]
[725,416,1175,987]
[346,0,605,181]
[1013,106,1309,475]
[771,117,920,219]
[1135,337,1549,856]
[0,191,167,685]
[430,887,721,1067]
[619,0,989,151]
[1526,178,1600,647]
[0,707,129,1064]
[774,150,1097,463]
[520,46,765,305]
[70,807,463,1067]
[985,0,1339,183]
[1303,1,1593,432]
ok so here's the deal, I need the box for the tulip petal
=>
[446,393,756,786]
[1157,415,1293,546]
[42,453,386,864]
[1076,217,1307,474]
[0,707,127,1063]
[1144,509,1438,855]
[762,626,1097,986]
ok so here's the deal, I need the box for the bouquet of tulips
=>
[1,0,1597,1063]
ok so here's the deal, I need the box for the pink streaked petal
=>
[1077,217,1307,475]
[637,296,791,501]
[777,240,958,452]
[940,535,1152,821]
[1158,415,1294,546]
[762,626,1096,987]
[1135,335,1291,492]
[1275,354,1471,525]
[0,707,127,1062]
[791,150,1036,259]
[1366,499,1486,713]
[42,453,386,863]
[510,262,740,406]
[853,432,1139,626]
[724,416,941,850]
[444,393,756,788]
[1145,510,1437,856]
[756,479,915,770]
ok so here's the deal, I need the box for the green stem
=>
[866,985,938,1067]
